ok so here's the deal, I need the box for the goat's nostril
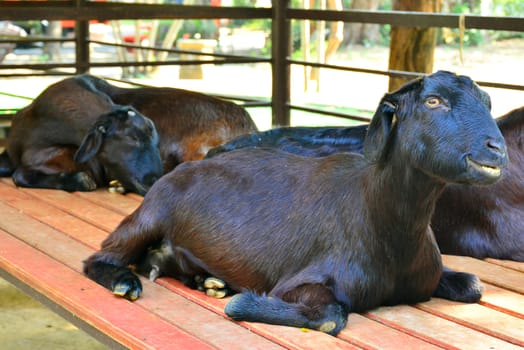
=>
[486,139,505,155]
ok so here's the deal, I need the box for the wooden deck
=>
[0,177,523,350]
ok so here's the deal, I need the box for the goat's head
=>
[364,70,507,185]
[74,106,163,195]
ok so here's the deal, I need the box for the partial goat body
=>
[208,106,524,262]
[84,71,507,335]
[206,124,368,158]
[77,74,258,172]
[0,74,257,193]
[0,78,162,195]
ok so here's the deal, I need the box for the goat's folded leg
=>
[225,285,348,335]
[433,267,483,303]
[12,167,97,191]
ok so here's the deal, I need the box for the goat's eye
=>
[424,97,441,108]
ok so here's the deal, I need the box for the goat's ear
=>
[74,125,106,163]
[363,98,397,163]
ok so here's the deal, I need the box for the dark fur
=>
[208,106,524,262]
[83,71,507,335]
[0,78,162,195]
[432,106,524,261]
[76,74,258,172]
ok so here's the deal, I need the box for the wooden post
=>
[388,0,443,91]
[272,0,291,127]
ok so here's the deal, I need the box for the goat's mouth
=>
[466,156,501,182]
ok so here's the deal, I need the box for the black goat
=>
[0,77,162,195]
[206,124,368,158]
[208,106,524,262]
[83,71,507,335]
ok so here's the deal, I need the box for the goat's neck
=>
[364,160,446,241]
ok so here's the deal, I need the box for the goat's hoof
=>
[111,272,142,301]
[206,288,228,299]
[109,179,126,194]
[204,277,226,289]
[75,172,97,191]
[204,277,228,298]
[318,321,337,333]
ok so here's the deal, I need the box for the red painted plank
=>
[0,231,215,350]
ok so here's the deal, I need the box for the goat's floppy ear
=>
[74,124,106,163]
[363,97,397,163]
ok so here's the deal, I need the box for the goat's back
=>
[76,74,258,169]
[7,78,113,165]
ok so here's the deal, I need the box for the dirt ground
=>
[0,278,107,349]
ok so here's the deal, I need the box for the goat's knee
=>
[433,267,483,303]
[225,291,348,335]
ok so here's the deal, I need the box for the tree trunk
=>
[388,0,443,91]
[344,0,381,46]
[44,21,62,61]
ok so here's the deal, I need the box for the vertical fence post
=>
[271,0,291,126]
[74,0,90,74]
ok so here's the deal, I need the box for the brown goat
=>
[208,106,524,262]
[84,71,507,335]
[76,74,258,172]
[0,74,258,193]
[0,78,163,195]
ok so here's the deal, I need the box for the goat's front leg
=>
[12,167,97,191]
[433,267,483,302]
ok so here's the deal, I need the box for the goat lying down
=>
[0,74,258,194]
[76,74,258,172]
[0,78,163,195]
[84,71,507,335]
[208,106,524,262]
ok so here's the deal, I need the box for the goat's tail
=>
[0,150,14,177]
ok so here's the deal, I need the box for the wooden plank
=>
[417,299,524,347]
[0,180,125,232]
[480,284,524,319]
[442,255,524,294]
[0,231,215,350]
[0,181,109,248]
[74,189,142,216]
[367,305,522,350]
[485,258,524,273]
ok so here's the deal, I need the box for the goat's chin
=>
[462,157,502,185]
